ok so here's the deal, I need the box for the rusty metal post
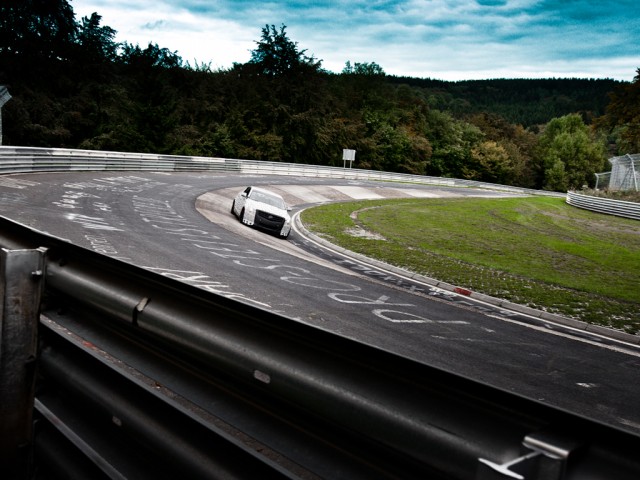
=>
[0,248,46,479]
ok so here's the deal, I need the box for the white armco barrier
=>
[0,145,562,197]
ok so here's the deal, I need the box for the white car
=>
[231,186,292,239]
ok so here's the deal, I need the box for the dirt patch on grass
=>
[344,226,387,240]
[346,206,387,240]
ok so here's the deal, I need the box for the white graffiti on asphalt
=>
[84,234,120,256]
[51,176,171,255]
[328,293,413,306]
[132,195,272,308]
[131,193,441,324]
[63,176,167,193]
[143,267,271,309]
[0,177,40,189]
[53,191,101,209]
[372,309,469,324]
[65,213,123,231]
[43,176,464,326]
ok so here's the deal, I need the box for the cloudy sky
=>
[70,0,639,81]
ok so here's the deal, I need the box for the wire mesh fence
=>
[598,154,640,191]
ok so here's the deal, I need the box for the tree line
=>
[1,1,638,191]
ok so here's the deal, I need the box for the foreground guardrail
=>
[0,145,563,197]
[567,191,640,220]
[2,216,640,479]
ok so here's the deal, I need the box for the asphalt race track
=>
[1,170,639,437]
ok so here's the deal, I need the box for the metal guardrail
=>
[567,191,640,220]
[0,145,563,197]
[14,145,640,223]
[1,217,639,480]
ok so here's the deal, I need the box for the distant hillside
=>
[388,76,622,127]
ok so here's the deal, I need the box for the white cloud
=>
[70,0,640,80]
[73,0,256,67]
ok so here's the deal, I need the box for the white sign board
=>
[342,149,356,161]
[342,149,356,168]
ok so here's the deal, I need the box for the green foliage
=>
[467,113,540,187]
[76,13,119,64]
[0,1,632,190]
[391,77,621,128]
[424,110,482,178]
[247,24,322,77]
[537,114,607,190]
[120,42,184,69]
[465,140,512,183]
[0,0,77,61]
[342,61,385,76]
[595,68,640,154]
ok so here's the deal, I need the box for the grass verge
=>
[301,196,640,335]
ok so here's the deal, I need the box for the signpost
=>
[0,86,12,146]
[342,148,356,169]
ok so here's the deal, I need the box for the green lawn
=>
[301,196,640,335]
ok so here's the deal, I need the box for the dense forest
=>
[1,1,639,191]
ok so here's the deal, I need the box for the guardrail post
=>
[0,248,46,479]
[478,431,582,480]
